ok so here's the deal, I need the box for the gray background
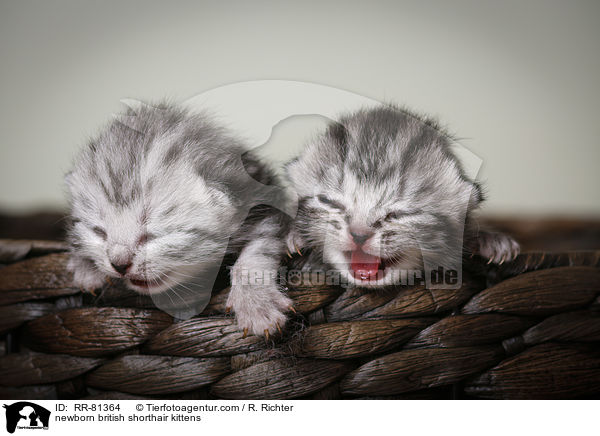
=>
[1,0,599,215]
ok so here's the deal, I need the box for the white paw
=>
[227,284,293,337]
[284,230,305,257]
[68,256,106,292]
[477,232,520,264]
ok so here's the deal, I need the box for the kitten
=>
[284,105,519,288]
[65,102,291,336]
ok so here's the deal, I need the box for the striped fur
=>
[66,102,290,335]
[285,105,519,288]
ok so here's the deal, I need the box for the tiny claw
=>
[89,288,97,297]
[225,306,231,314]
[242,328,248,339]
[487,257,494,265]
[286,248,293,258]
[276,322,282,335]
[499,255,506,265]
[288,305,296,314]
[264,329,270,341]
[294,242,302,256]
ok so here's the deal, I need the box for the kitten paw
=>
[284,230,305,257]
[68,256,106,292]
[476,231,520,264]
[226,284,293,338]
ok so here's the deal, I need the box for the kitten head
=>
[285,105,482,288]
[66,103,249,295]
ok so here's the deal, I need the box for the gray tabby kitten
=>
[285,105,519,287]
[65,102,291,336]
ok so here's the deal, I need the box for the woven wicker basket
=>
[0,239,599,400]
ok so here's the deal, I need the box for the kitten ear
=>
[469,181,485,207]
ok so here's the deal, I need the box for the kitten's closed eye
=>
[92,226,107,240]
[372,210,421,228]
[136,232,156,246]
[386,209,423,220]
[383,210,417,221]
[317,194,345,210]
[384,211,402,221]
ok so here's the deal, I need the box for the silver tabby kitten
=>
[66,102,291,336]
[285,105,519,287]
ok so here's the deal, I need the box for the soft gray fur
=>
[285,105,519,287]
[66,102,291,336]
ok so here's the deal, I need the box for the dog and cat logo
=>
[3,402,50,433]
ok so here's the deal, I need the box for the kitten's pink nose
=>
[108,244,133,275]
[111,261,132,275]
[349,228,374,245]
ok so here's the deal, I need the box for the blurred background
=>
[1,0,599,248]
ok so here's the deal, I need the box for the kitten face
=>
[66,104,244,295]
[68,171,234,295]
[286,106,481,288]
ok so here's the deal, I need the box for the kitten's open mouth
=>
[127,277,165,290]
[129,278,152,288]
[347,249,387,281]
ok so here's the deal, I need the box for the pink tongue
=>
[350,249,382,281]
